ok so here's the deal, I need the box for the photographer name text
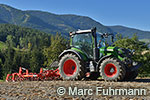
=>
[57,86,147,96]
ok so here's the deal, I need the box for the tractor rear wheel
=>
[100,58,126,81]
[59,53,86,80]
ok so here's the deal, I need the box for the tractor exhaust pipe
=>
[92,27,99,61]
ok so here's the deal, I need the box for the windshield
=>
[72,33,93,58]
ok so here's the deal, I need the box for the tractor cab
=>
[69,28,115,60]
[70,29,95,59]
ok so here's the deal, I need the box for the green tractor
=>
[58,27,140,81]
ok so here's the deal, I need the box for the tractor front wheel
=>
[100,58,126,81]
[59,53,86,80]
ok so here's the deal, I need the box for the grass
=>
[0,80,4,82]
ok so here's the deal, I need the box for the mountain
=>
[108,25,150,39]
[0,4,150,39]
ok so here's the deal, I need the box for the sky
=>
[0,0,150,31]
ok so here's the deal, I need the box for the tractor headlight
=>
[133,62,138,66]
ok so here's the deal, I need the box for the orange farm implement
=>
[6,67,60,82]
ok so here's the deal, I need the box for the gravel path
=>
[0,79,150,100]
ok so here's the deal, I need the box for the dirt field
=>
[0,78,150,100]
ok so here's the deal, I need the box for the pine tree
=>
[43,33,68,66]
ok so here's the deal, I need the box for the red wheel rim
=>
[104,63,117,77]
[63,59,77,76]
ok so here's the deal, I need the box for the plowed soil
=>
[0,78,150,100]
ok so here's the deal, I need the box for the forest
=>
[0,24,68,80]
[0,24,150,80]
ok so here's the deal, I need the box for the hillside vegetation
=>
[114,34,150,76]
[0,4,150,39]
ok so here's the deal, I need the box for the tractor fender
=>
[59,49,87,61]
[96,55,113,72]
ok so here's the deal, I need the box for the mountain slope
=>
[108,25,150,39]
[0,4,150,39]
[26,11,112,33]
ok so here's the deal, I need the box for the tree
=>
[20,51,30,69]
[6,35,16,47]
[114,33,150,76]
[43,33,68,66]
[0,58,3,79]
[114,33,148,51]
[12,50,22,71]
[30,49,45,72]
[2,47,15,79]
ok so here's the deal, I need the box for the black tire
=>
[88,72,100,80]
[59,53,86,80]
[123,70,138,81]
[100,58,126,81]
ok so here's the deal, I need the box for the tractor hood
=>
[99,46,118,54]
[99,46,133,61]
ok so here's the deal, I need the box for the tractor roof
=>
[69,29,92,36]
[69,27,97,36]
